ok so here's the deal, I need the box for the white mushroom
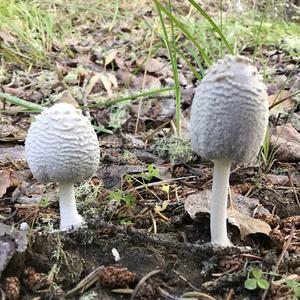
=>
[190,55,268,246]
[25,103,100,231]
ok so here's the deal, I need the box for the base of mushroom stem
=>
[60,214,85,231]
[211,238,232,248]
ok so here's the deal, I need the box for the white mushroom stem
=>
[211,159,232,246]
[58,182,83,230]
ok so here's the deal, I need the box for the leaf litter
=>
[0,1,300,299]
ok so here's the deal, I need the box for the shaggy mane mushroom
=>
[190,55,268,246]
[25,103,100,230]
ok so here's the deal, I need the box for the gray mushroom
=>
[25,103,100,230]
[190,55,268,246]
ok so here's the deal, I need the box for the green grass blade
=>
[155,0,181,136]
[153,0,211,66]
[187,0,233,54]
[169,42,202,81]
[88,86,175,108]
[0,92,44,112]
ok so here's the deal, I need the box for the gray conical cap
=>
[190,55,268,164]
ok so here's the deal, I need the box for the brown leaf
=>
[131,74,161,90]
[137,58,164,73]
[0,124,26,141]
[106,73,118,90]
[0,169,11,198]
[0,29,17,43]
[227,207,271,240]
[105,49,118,67]
[184,190,271,240]
[269,91,296,116]
[267,174,289,185]
[270,123,300,161]
[114,56,126,69]
[0,146,25,163]
[56,90,79,108]
[85,73,102,97]
[100,73,113,97]
[116,69,131,85]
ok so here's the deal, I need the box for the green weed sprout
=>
[245,268,270,290]
[286,279,300,298]
[108,190,136,207]
[141,164,159,182]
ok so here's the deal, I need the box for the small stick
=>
[172,269,202,292]
[81,75,92,120]
[274,225,296,272]
[149,210,157,234]
[261,225,296,300]
[131,269,161,300]
[127,175,197,192]
[224,288,234,300]
[269,90,300,110]
[65,265,104,297]
[287,173,300,210]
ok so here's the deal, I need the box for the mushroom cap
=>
[25,103,100,183]
[190,55,268,164]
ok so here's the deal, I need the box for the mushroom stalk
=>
[211,159,231,246]
[59,182,83,230]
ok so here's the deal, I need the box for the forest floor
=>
[0,0,300,299]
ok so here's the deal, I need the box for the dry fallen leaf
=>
[85,73,102,96]
[227,207,271,240]
[0,28,17,43]
[0,124,26,141]
[270,123,300,161]
[184,190,271,240]
[131,74,161,90]
[137,57,164,74]
[56,90,79,108]
[0,169,10,198]
[106,73,118,90]
[268,91,295,116]
[105,49,118,67]
[267,174,289,185]
[100,73,113,97]
[0,146,25,163]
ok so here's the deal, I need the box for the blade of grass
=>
[168,0,181,137]
[187,0,233,54]
[108,0,119,32]
[155,0,181,136]
[40,0,138,24]
[88,87,175,108]
[252,7,267,62]
[169,42,202,81]
[153,0,211,66]
[0,92,44,112]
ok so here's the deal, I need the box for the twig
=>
[261,225,296,300]
[144,120,170,144]
[65,265,104,297]
[269,90,300,110]
[149,210,157,234]
[172,269,202,292]
[81,75,92,120]
[287,173,300,210]
[274,225,296,272]
[127,175,197,192]
[131,269,161,300]
[224,288,234,300]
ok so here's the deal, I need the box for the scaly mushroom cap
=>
[190,55,268,164]
[25,103,100,183]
